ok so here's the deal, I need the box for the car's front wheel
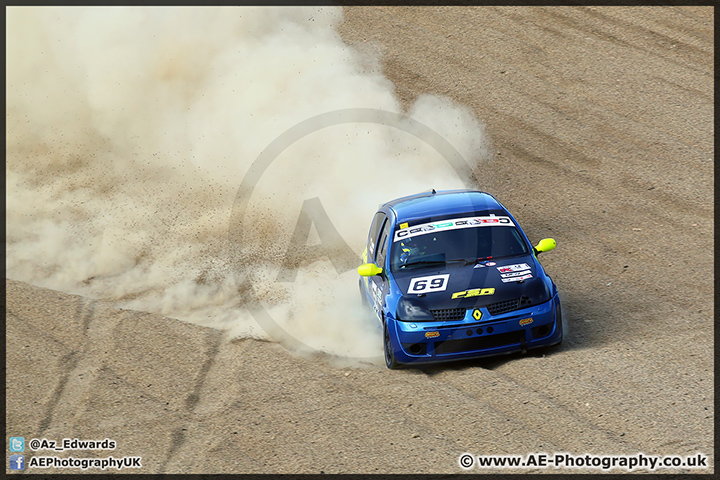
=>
[383,320,400,370]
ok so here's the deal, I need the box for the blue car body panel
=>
[359,189,563,367]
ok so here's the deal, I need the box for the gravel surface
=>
[6,6,713,474]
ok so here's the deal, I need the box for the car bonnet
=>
[391,255,544,311]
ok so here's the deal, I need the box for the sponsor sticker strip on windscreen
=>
[394,215,515,242]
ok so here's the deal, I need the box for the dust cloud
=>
[6,6,490,362]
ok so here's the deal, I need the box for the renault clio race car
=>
[358,189,562,369]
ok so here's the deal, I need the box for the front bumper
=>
[389,293,562,365]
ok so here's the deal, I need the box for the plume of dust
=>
[6,6,490,365]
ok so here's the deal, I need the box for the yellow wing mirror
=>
[534,238,556,255]
[358,263,383,277]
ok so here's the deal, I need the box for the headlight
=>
[396,296,434,322]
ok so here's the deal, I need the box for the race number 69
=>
[408,274,450,294]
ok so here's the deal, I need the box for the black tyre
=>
[383,320,400,369]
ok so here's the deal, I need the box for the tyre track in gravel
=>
[348,361,641,454]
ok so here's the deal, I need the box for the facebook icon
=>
[9,454,25,470]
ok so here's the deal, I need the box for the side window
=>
[375,219,391,269]
[367,212,386,258]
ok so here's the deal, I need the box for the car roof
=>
[383,189,505,224]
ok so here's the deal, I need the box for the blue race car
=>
[358,189,562,369]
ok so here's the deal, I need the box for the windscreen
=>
[390,215,530,271]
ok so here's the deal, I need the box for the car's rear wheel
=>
[383,320,400,370]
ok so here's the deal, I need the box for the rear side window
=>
[375,219,391,268]
[367,212,386,258]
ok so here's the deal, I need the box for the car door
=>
[369,216,391,323]
[365,212,386,264]
[361,212,386,318]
